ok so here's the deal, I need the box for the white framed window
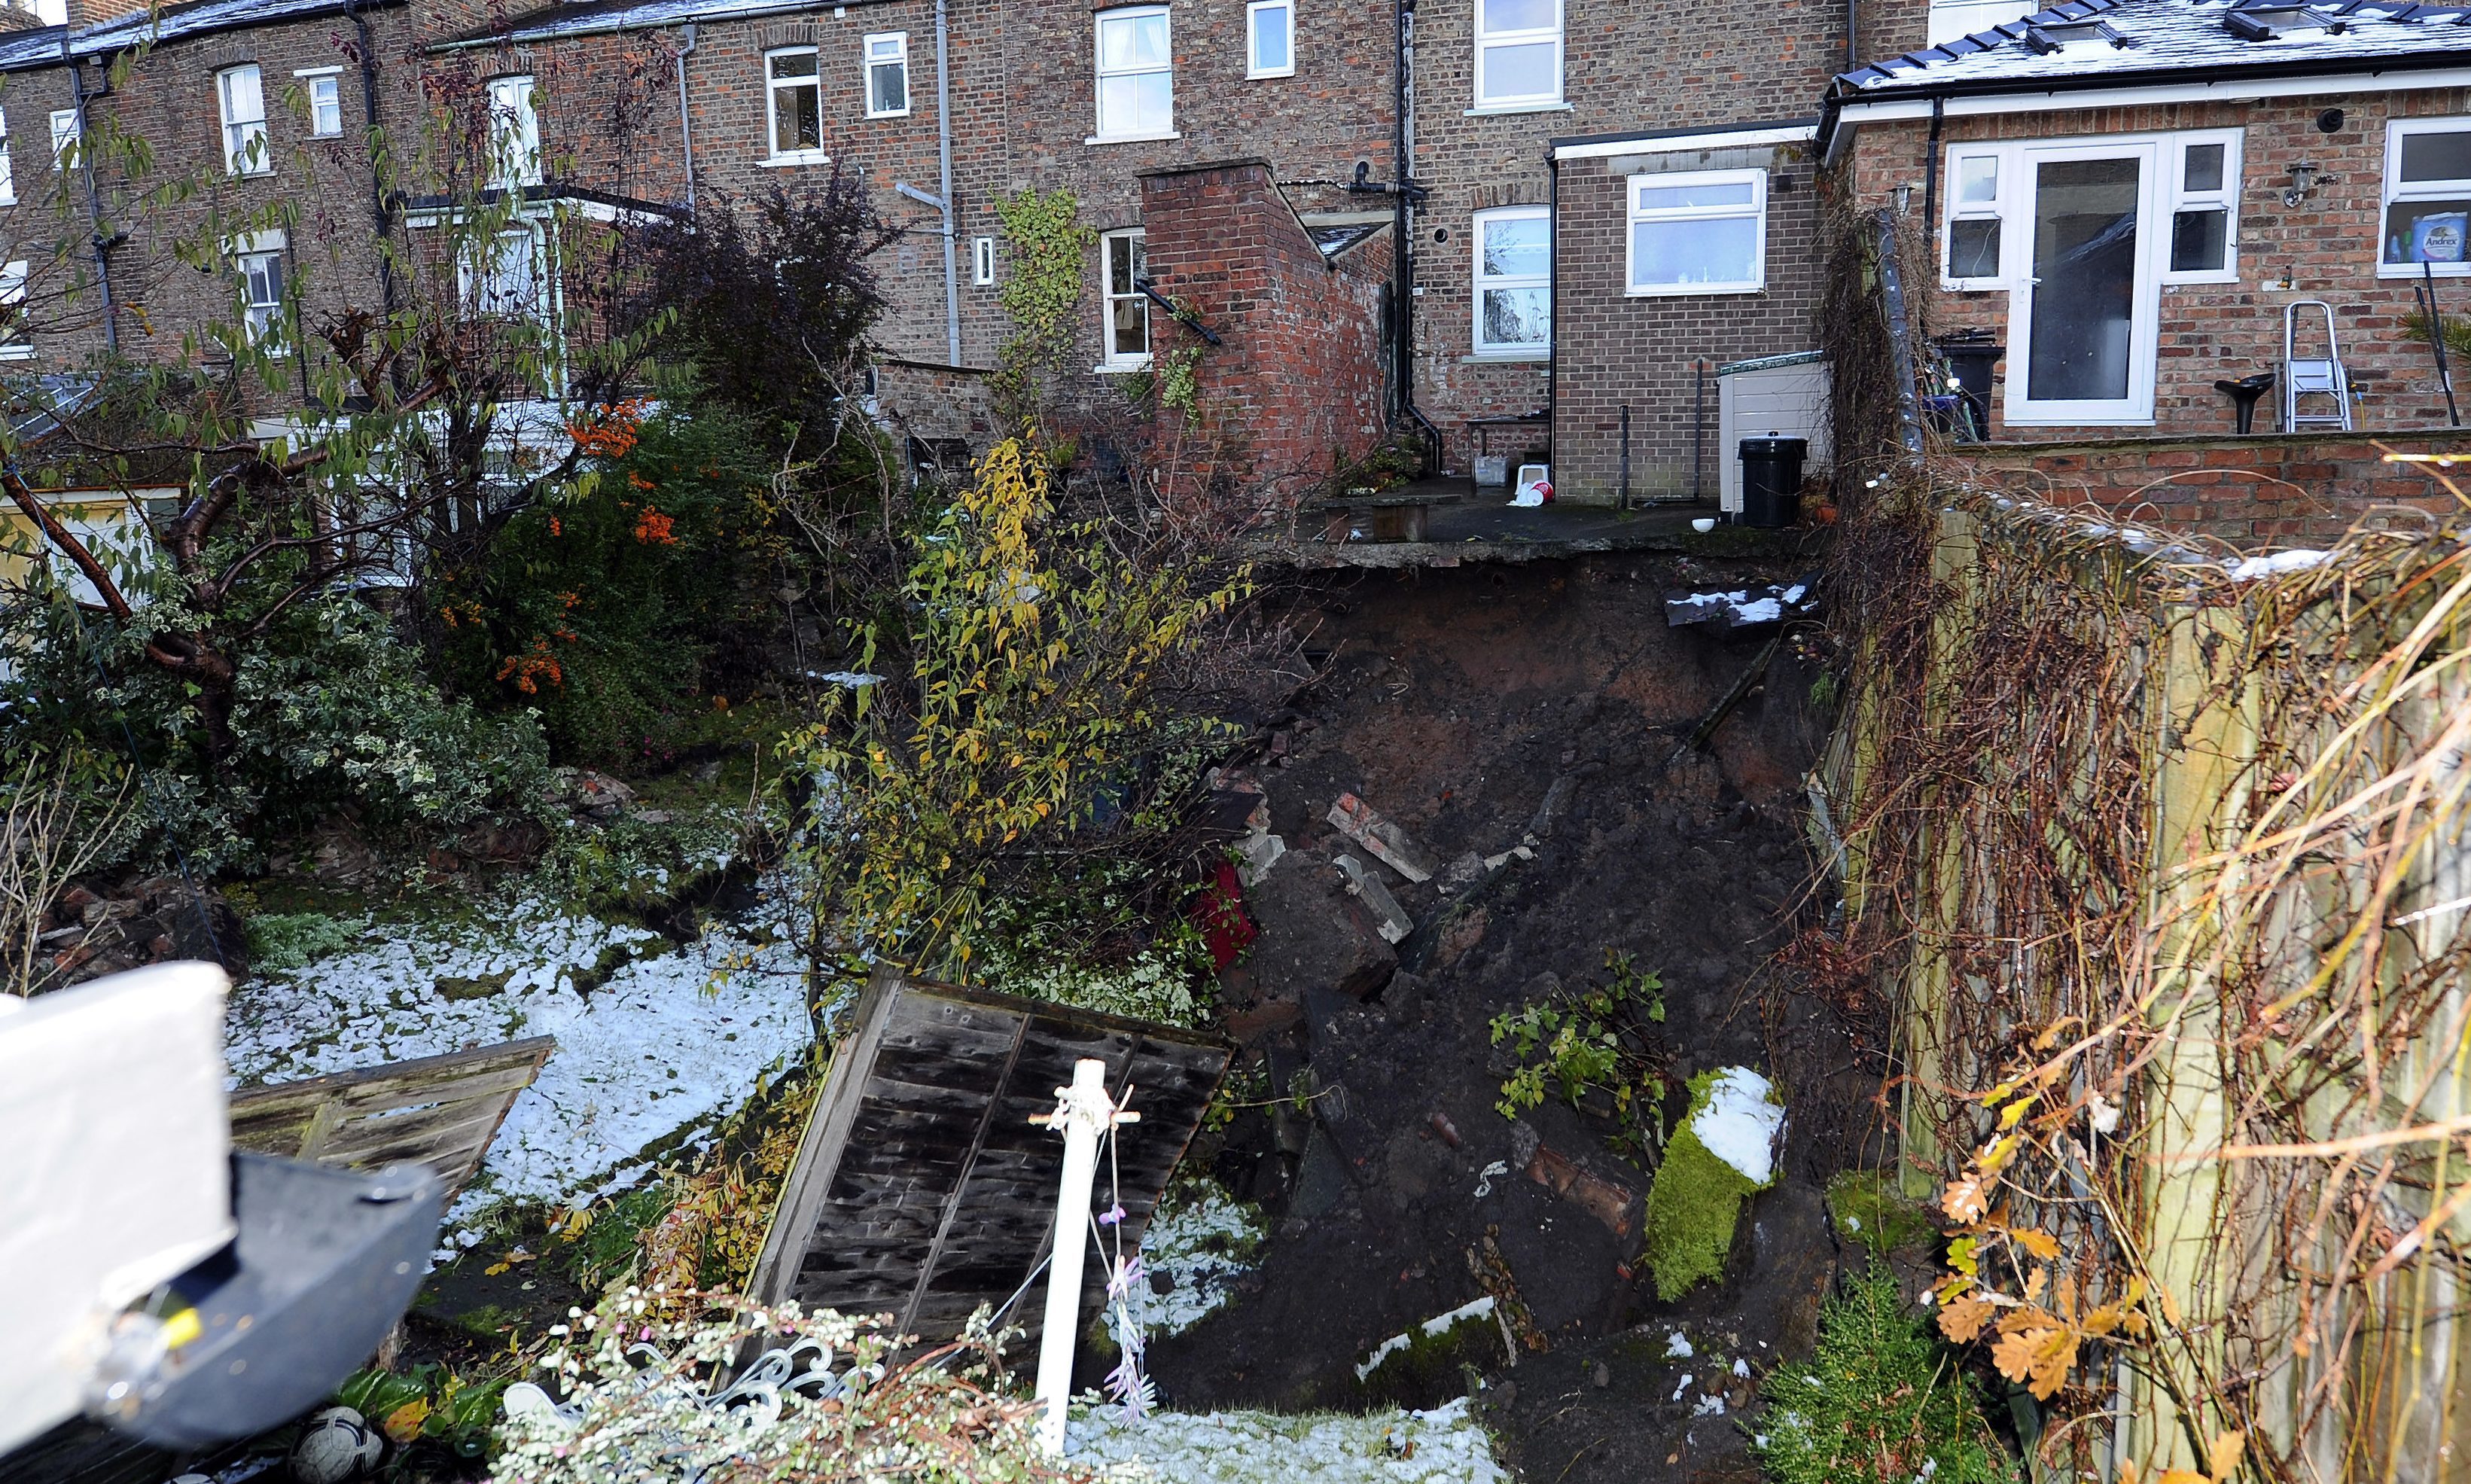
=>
[972,234,995,285]
[217,65,269,176]
[1471,205,1549,355]
[1473,0,1561,111]
[486,74,541,187]
[296,66,343,138]
[2165,133,2240,282]
[1627,169,1766,296]
[864,32,910,118]
[1247,0,1294,78]
[1101,227,1150,368]
[48,108,78,171]
[765,47,827,161]
[234,234,287,348]
[1943,148,2006,286]
[0,109,16,206]
[0,260,29,360]
[464,227,542,318]
[1942,130,2242,290]
[2382,117,2471,277]
[1093,7,1173,143]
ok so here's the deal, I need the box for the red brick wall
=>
[1843,89,2471,441]
[1550,143,1827,503]
[1956,429,2471,543]
[1135,157,1391,501]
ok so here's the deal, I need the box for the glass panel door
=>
[2009,146,2157,424]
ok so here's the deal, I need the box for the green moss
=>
[1754,1269,2020,1484]
[1641,1068,1778,1300]
[1826,1169,1938,1257]
[1354,1301,1503,1405]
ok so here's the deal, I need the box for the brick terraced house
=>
[1822,0,2471,537]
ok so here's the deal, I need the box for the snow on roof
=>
[434,0,851,48]
[1833,0,2471,102]
[65,0,399,60]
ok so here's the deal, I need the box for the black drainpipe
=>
[1393,0,1440,466]
[350,5,399,325]
[1846,0,1858,70]
[63,41,118,354]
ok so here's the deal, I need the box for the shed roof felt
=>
[1832,0,2471,102]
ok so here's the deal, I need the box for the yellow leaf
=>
[2207,1430,2246,1482]
[2157,1281,2185,1328]
[2012,1227,2061,1260]
[2157,1472,2209,1484]
[1943,1174,1990,1224]
[1991,1322,2079,1400]
[1999,1099,2033,1129]
[382,1397,431,1444]
[484,1261,511,1276]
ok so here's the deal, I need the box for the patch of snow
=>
[1693,1066,1785,1187]
[1732,1358,1750,1379]
[1692,1394,1726,1417]
[1069,1397,1504,1483]
[1780,584,1808,604]
[2223,549,2329,581]
[1729,598,1784,624]
[1140,1184,1268,1336]
[224,876,811,1245]
[1671,1373,1693,1402]
[1355,1298,1498,1382]
[1664,1330,1693,1359]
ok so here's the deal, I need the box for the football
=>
[290,1405,384,1484]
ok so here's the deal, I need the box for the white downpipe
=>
[1031,1058,1136,1456]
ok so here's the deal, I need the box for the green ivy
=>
[1157,344,1204,422]
[992,188,1096,422]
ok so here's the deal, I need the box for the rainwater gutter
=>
[1920,95,1942,274]
[675,21,697,215]
[350,5,400,325]
[62,39,117,354]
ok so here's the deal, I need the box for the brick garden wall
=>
[1550,142,1827,503]
[1843,89,2471,441]
[1957,429,2471,544]
[1136,158,1391,502]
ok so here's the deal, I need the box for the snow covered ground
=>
[1069,1397,1505,1484]
[222,875,812,1246]
[1138,1183,1268,1336]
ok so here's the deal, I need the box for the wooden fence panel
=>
[227,1036,555,1201]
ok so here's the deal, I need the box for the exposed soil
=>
[1154,551,1888,1483]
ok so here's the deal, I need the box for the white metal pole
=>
[1034,1058,1111,1456]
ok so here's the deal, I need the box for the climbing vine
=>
[992,188,1096,423]
[1156,344,1204,422]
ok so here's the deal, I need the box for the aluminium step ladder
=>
[2281,300,2354,431]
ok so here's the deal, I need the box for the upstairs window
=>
[1627,169,1766,296]
[0,260,29,360]
[2384,117,2471,276]
[1247,0,1294,78]
[766,47,827,160]
[972,234,995,285]
[234,234,287,348]
[486,75,541,187]
[1474,0,1561,110]
[864,32,909,117]
[0,109,15,205]
[1094,7,1172,142]
[218,65,269,175]
[299,68,343,138]
[1472,206,1549,355]
[1101,227,1150,367]
[48,108,76,171]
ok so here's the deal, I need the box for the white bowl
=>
[1691,517,1717,534]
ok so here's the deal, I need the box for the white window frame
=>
[1974,137,2167,427]
[296,66,344,139]
[1247,0,1295,79]
[2381,115,2471,279]
[1473,0,1562,113]
[1099,227,1151,370]
[48,108,77,172]
[1942,147,2009,288]
[0,259,29,361]
[486,74,541,187]
[1941,130,2242,291]
[971,234,995,285]
[217,65,269,177]
[0,108,16,206]
[2162,131,2241,285]
[462,224,546,321]
[232,230,288,349]
[1091,6,1175,145]
[1471,204,1550,358]
[1625,167,1767,297]
[863,32,910,119]
[764,46,829,163]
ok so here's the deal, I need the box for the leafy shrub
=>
[0,584,550,873]
[1755,1269,2019,1484]
[334,1362,510,1464]
[244,910,366,973]
[1490,948,1668,1158]
[435,404,785,766]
